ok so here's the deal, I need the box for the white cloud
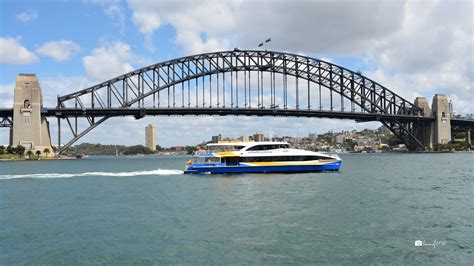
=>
[371,1,472,73]
[132,9,161,34]
[131,10,161,51]
[365,0,473,114]
[365,66,473,115]
[127,0,473,114]
[87,0,126,33]
[0,37,39,65]
[127,0,402,54]
[128,0,235,53]
[16,9,39,23]
[236,1,404,54]
[0,83,14,108]
[37,40,81,62]
[82,41,134,81]
[105,4,126,32]
[40,76,93,107]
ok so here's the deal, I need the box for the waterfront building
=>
[240,135,252,142]
[211,134,222,143]
[145,124,156,151]
[253,133,264,142]
[335,135,345,144]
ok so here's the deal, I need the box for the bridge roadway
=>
[1,107,472,128]
[1,107,432,121]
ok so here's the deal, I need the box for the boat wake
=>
[0,169,184,180]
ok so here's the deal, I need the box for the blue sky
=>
[0,0,182,82]
[0,0,372,83]
[0,0,472,146]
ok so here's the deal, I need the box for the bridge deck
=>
[1,107,437,122]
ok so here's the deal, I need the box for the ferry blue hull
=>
[185,161,342,174]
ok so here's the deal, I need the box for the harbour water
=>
[0,153,472,264]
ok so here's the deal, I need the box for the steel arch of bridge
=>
[56,50,425,153]
[0,115,13,128]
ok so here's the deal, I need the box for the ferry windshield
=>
[207,145,245,153]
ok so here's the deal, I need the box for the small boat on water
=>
[184,142,342,174]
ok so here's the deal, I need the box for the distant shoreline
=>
[0,157,78,162]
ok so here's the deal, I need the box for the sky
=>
[0,0,473,147]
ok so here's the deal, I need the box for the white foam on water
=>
[0,169,184,180]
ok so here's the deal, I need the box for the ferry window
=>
[223,157,240,163]
[194,157,220,164]
[241,155,330,162]
[247,145,263,151]
[208,145,245,152]
[247,144,287,151]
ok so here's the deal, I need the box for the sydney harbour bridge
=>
[1,50,472,154]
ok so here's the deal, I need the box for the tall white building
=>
[145,124,156,151]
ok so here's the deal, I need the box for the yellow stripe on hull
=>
[214,152,239,157]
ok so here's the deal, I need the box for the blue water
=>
[0,153,473,264]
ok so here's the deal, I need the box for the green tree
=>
[43,148,51,155]
[123,145,152,155]
[16,145,25,158]
[324,135,333,144]
[0,145,4,155]
[185,146,197,154]
[26,150,33,158]
[35,150,41,158]
[381,135,403,146]
[454,132,467,139]
[351,142,358,151]
[6,145,14,154]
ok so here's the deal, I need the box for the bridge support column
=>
[9,127,13,146]
[467,129,471,147]
[414,97,433,149]
[414,94,453,150]
[431,94,452,145]
[12,74,53,155]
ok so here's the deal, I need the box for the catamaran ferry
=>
[184,142,342,174]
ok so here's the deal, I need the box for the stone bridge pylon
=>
[414,94,452,149]
[11,74,53,153]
